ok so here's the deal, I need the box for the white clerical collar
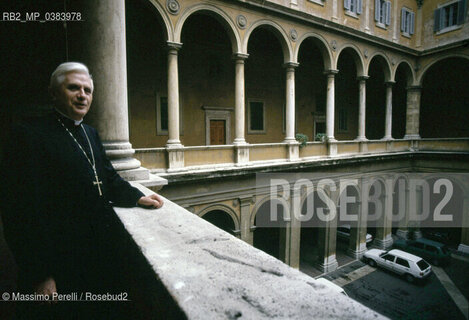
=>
[55,109,83,126]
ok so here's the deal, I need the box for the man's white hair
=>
[50,62,94,92]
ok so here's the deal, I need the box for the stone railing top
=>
[114,183,387,320]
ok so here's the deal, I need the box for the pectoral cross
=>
[93,173,103,196]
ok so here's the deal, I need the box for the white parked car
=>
[364,249,432,283]
[337,225,373,243]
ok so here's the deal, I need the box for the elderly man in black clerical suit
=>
[0,62,164,318]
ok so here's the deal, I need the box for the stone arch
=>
[295,33,333,70]
[174,3,241,54]
[250,194,290,227]
[393,60,416,86]
[417,54,469,85]
[367,53,392,82]
[146,0,174,42]
[335,44,366,77]
[197,204,240,231]
[243,20,293,63]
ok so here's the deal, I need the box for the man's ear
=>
[49,87,57,101]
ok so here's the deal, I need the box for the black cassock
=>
[0,111,144,316]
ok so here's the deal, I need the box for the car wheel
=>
[368,259,376,267]
[432,258,439,266]
[405,274,415,283]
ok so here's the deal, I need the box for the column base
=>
[355,136,368,142]
[286,141,299,161]
[381,136,393,141]
[347,243,367,259]
[315,254,338,273]
[404,134,421,140]
[234,143,250,165]
[166,144,185,171]
[327,141,337,156]
[372,235,393,249]
[396,229,410,239]
[457,244,469,254]
[413,230,423,239]
[118,166,150,181]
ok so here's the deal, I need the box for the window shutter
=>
[344,0,351,10]
[458,0,467,25]
[434,8,441,32]
[385,1,392,25]
[375,0,381,21]
[357,0,363,14]
[401,8,407,31]
[410,12,415,34]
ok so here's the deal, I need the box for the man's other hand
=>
[34,277,57,303]
[138,193,164,209]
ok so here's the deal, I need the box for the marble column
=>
[383,81,394,140]
[373,179,394,249]
[404,85,422,140]
[347,185,368,259]
[233,54,249,145]
[356,76,369,141]
[396,182,411,239]
[315,188,339,272]
[233,54,249,165]
[324,70,338,142]
[69,0,146,180]
[166,42,184,170]
[239,197,254,245]
[284,63,299,143]
[458,195,469,254]
[167,42,183,147]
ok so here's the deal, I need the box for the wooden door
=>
[210,120,226,145]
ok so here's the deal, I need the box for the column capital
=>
[283,62,300,69]
[385,80,396,87]
[357,75,370,81]
[167,41,183,51]
[323,69,339,75]
[406,85,422,91]
[232,53,249,61]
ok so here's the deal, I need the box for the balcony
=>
[111,183,386,319]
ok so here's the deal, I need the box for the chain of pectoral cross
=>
[57,118,103,196]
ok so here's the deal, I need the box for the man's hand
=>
[34,277,57,303]
[138,193,164,209]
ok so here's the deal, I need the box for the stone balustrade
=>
[134,138,469,173]
[113,183,387,319]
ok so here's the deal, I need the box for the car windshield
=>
[417,259,430,271]
[379,252,388,257]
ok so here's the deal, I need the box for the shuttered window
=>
[434,0,467,32]
[401,8,415,35]
[375,0,392,26]
[344,0,363,14]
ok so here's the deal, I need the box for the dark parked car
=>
[422,229,451,245]
[393,238,450,266]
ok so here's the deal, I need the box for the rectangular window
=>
[156,93,183,135]
[248,100,265,133]
[401,8,415,35]
[375,0,391,26]
[396,257,410,268]
[344,0,363,15]
[160,97,168,131]
[338,108,348,132]
[434,0,467,33]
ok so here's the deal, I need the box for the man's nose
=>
[77,88,86,99]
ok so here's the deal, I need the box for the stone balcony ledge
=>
[114,183,387,319]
